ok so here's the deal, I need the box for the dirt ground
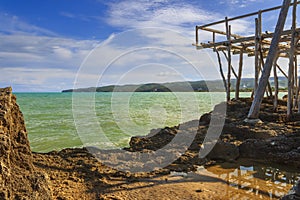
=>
[33,149,294,200]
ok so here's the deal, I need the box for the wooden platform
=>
[193,0,300,119]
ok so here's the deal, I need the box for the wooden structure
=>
[194,0,300,119]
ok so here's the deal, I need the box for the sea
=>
[16,92,255,153]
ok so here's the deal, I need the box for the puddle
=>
[196,161,300,199]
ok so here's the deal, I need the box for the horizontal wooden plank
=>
[197,1,300,28]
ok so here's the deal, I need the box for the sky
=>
[0,0,296,92]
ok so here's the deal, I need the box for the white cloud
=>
[70,1,261,90]
[60,12,76,19]
[106,0,222,30]
[72,27,227,91]
[105,0,256,43]
[52,46,73,59]
[0,67,77,92]
[0,34,97,69]
[0,13,100,91]
[59,11,103,22]
[0,13,57,36]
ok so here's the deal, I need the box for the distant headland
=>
[62,77,288,93]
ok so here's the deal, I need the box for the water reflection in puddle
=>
[197,161,300,199]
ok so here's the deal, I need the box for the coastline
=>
[1,87,299,199]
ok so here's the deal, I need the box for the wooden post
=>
[259,50,273,98]
[294,57,298,109]
[295,57,300,113]
[196,26,199,45]
[214,33,227,92]
[298,75,300,113]
[273,56,279,111]
[287,0,297,119]
[254,18,260,95]
[221,50,238,78]
[236,49,244,100]
[247,0,291,119]
[254,12,262,96]
[293,2,298,111]
[276,63,288,78]
[295,56,298,95]
[288,56,295,118]
[225,17,231,102]
[215,50,227,92]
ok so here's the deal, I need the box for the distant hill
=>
[62,77,288,93]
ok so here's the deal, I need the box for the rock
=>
[281,195,300,200]
[243,118,263,125]
[282,94,288,101]
[207,141,239,161]
[239,137,300,167]
[199,112,211,125]
[281,180,300,200]
[295,181,300,196]
[128,127,178,151]
[0,87,51,199]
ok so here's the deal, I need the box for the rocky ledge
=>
[0,87,51,199]
[127,97,300,170]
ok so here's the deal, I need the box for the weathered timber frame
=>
[194,0,300,119]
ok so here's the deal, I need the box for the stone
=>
[0,87,51,199]
[207,141,239,161]
[243,118,263,125]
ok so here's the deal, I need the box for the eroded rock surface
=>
[127,98,300,169]
[0,87,51,200]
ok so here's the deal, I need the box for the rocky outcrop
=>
[127,97,300,170]
[0,87,51,199]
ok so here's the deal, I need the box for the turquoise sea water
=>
[16,92,252,153]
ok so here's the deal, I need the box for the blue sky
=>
[0,0,295,92]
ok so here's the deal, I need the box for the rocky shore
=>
[0,87,299,199]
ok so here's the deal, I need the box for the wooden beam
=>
[259,50,273,98]
[196,26,199,45]
[295,58,300,113]
[261,39,290,49]
[226,17,231,102]
[215,50,227,92]
[295,55,298,110]
[198,1,300,28]
[273,57,279,111]
[221,50,238,79]
[276,63,288,78]
[248,0,292,119]
[194,28,300,50]
[254,17,261,94]
[236,49,244,100]
[298,76,300,113]
[214,32,227,92]
[199,27,242,39]
[287,0,298,119]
